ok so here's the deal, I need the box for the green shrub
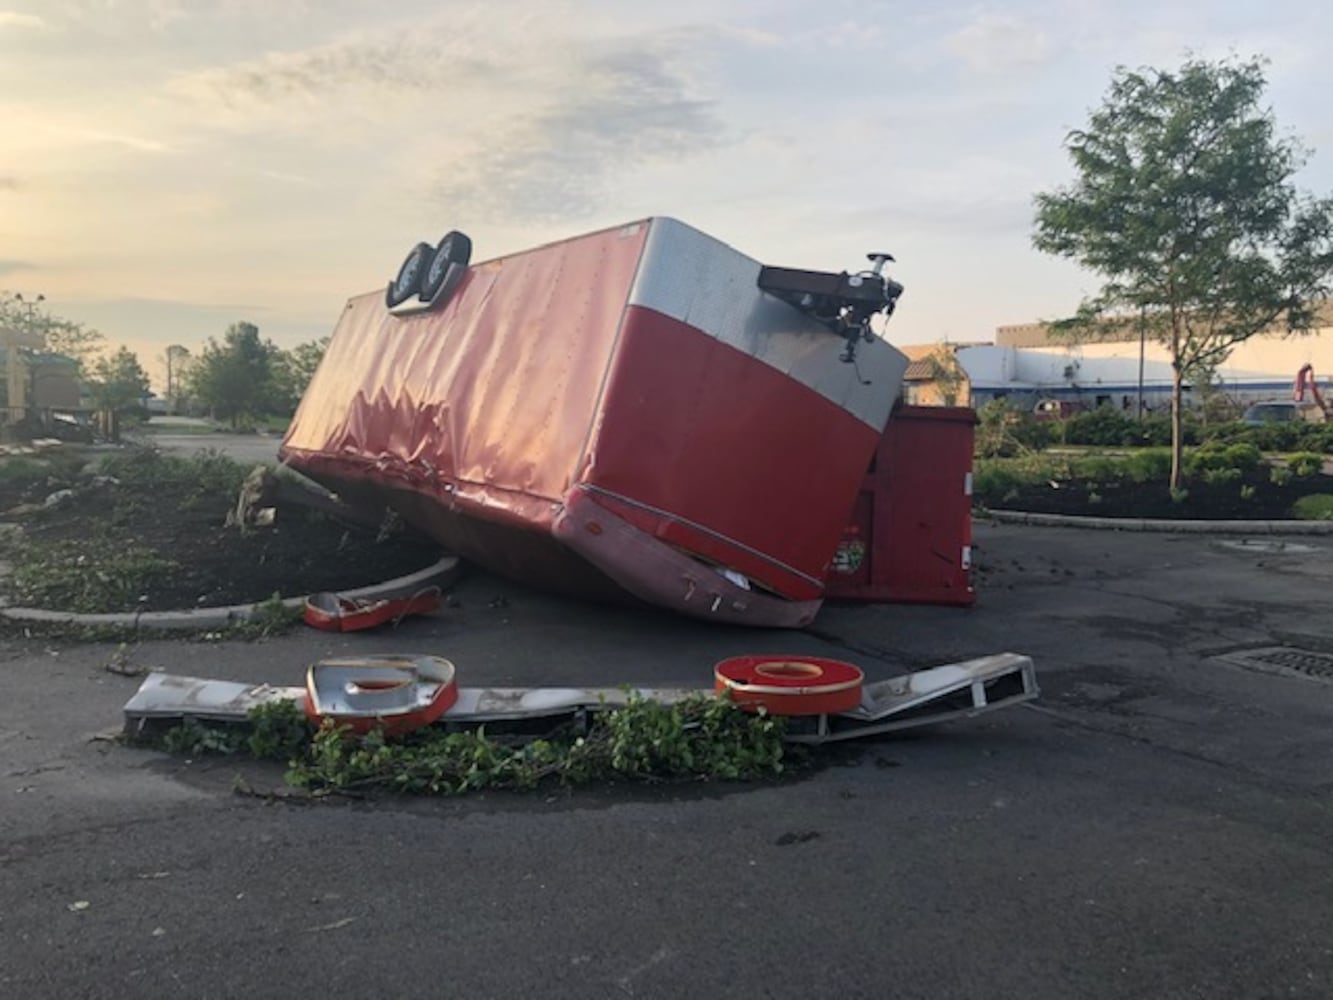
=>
[1198,422,1246,444]
[1292,494,1333,520]
[973,455,1071,506]
[974,400,1052,458]
[1248,422,1307,452]
[1287,452,1325,478]
[274,693,791,795]
[973,463,1024,504]
[1069,455,1122,482]
[1185,443,1231,476]
[1062,408,1138,447]
[1196,421,1333,453]
[1222,442,1263,472]
[1303,425,1333,454]
[1186,441,1261,478]
[0,451,87,491]
[1129,416,1179,447]
[1123,448,1173,483]
[1270,465,1293,486]
[0,457,51,487]
[98,447,247,499]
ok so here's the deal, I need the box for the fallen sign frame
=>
[122,653,1037,745]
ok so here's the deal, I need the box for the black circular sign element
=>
[386,242,436,308]
[420,230,473,304]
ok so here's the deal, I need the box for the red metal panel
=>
[282,222,649,524]
[583,305,884,600]
[552,490,822,627]
[825,405,976,605]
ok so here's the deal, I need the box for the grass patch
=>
[218,593,304,639]
[0,457,53,486]
[0,449,88,489]
[974,454,1073,506]
[1121,448,1173,483]
[1286,452,1326,478]
[7,537,179,613]
[1292,494,1333,520]
[98,447,248,500]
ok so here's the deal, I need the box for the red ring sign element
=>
[714,655,864,716]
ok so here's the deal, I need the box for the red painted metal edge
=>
[302,589,442,633]
[303,655,459,736]
[552,488,822,628]
[714,655,864,716]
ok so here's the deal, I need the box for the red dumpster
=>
[824,405,976,606]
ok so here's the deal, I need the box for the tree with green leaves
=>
[924,347,966,406]
[185,321,279,428]
[88,347,152,412]
[269,335,330,414]
[1033,56,1333,490]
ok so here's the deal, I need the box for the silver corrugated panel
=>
[629,217,908,429]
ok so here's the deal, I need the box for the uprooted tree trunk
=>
[227,464,390,533]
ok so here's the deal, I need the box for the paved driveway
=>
[131,428,282,466]
[2,524,1332,998]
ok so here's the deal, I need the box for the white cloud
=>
[0,10,44,29]
[0,102,179,160]
[61,127,178,154]
[946,12,1053,75]
[431,46,724,223]
[165,17,734,225]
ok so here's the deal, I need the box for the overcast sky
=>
[3,0,1332,385]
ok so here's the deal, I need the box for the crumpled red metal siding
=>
[282,222,649,519]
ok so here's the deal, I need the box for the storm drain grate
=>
[1214,646,1333,681]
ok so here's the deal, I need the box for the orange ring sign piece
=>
[714,655,865,716]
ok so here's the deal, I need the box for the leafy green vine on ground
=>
[149,693,795,796]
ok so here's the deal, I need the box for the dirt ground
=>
[0,452,439,612]
[992,469,1333,519]
[4,440,1327,614]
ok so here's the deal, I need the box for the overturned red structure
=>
[281,218,917,627]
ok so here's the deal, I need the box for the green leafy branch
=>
[150,693,795,796]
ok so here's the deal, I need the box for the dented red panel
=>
[282,221,649,527]
[583,306,883,599]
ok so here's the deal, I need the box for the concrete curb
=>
[0,555,463,631]
[984,510,1333,535]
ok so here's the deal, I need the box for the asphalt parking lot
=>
[2,522,1332,999]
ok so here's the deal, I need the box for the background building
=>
[899,306,1333,414]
